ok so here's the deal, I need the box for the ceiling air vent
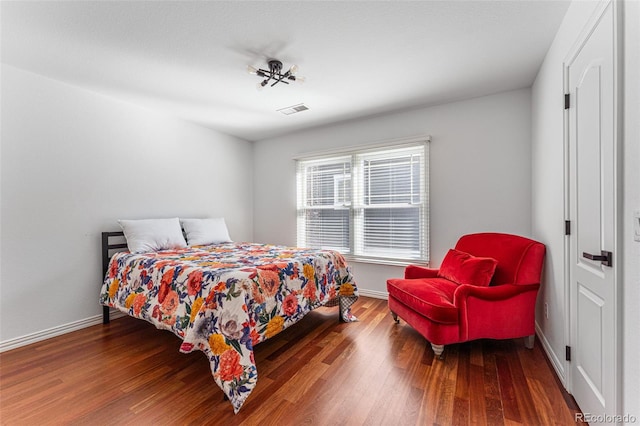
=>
[277,103,309,115]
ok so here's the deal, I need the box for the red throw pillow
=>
[437,249,498,286]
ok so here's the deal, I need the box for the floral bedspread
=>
[99,242,358,413]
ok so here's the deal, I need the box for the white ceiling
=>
[1,1,571,142]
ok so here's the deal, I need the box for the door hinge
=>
[565,220,571,235]
[566,345,571,361]
[564,93,570,109]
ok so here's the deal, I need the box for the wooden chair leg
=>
[390,311,399,323]
[431,343,444,358]
[524,334,535,349]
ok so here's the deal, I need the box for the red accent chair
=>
[386,233,545,357]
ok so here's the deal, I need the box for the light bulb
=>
[295,76,305,84]
[256,81,267,91]
[247,65,258,75]
[288,64,299,75]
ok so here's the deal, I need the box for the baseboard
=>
[2,290,388,353]
[535,321,567,387]
[0,309,126,353]
[1,289,385,351]
[357,288,388,300]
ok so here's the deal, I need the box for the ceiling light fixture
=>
[248,59,305,90]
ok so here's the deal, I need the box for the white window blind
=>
[296,156,352,253]
[296,141,429,263]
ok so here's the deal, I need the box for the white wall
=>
[253,88,532,295]
[0,65,253,343]
[622,0,640,418]
[532,0,640,416]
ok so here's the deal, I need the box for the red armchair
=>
[386,233,545,357]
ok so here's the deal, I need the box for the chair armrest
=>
[453,283,540,306]
[405,264,440,279]
[453,283,541,342]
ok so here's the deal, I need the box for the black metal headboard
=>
[101,231,127,276]
[101,231,128,324]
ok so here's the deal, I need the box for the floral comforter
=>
[99,242,358,413]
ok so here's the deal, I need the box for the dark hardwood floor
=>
[0,297,583,425]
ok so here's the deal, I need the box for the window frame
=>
[295,136,430,266]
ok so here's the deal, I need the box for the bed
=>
[99,231,358,413]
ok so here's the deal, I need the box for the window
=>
[296,140,429,263]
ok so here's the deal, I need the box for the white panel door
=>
[566,0,619,418]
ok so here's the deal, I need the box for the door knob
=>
[582,250,612,267]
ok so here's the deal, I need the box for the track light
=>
[248,59,305,89]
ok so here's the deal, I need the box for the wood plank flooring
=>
[0,297,583,425]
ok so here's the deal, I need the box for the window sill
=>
[344,255,429,268]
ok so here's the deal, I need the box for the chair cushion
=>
[387,278,459,324]
[437,249,498,286]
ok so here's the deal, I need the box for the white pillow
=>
[118,218,187,253]
[180,217,232,246]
